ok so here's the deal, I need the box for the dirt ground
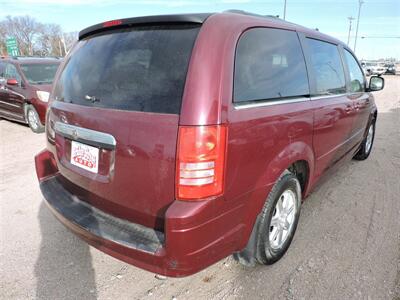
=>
[1,76,399,300]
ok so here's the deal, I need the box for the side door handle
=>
[345,105,353,114]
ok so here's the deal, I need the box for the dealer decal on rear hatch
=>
[71,140,99,173]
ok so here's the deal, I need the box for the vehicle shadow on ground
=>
[34,202,97,300]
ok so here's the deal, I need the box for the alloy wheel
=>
[269,189,297,249]
[28,109,39,131]
[365,124,374,154]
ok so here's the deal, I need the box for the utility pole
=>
[283,0,287,20]
[353,0,364,52]
[347,17,355,45]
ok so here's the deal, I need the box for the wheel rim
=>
[28,110,38,130]
[365,124,374,153]
[269,189,297,249]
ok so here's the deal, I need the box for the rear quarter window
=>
[53,24,200,114]
[305,38,346,96]
[234,28,309,103]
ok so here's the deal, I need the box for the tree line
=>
[0,15,77,57]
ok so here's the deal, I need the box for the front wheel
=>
[256,173,302,264]
[354,121,375,160]
[26,105,44,133]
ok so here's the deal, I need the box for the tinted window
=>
[234,28,309,102]
[0,62,5,78]
[20,63,59,85]
[306,39,346,95]
[53,25,200,114]
[4,63,22,84]
[343,50,365,92]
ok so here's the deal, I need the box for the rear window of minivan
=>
[53,24,200,114]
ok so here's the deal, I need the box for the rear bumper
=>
[40,176,165,254]
[35,149,243,277]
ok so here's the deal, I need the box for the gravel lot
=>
[1,76,399,300]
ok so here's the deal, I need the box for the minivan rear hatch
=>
[48,21,202,230]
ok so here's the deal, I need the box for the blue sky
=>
[0,0,399,60]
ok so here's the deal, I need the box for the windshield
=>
[53,24,200,114]
[20,63,60,84]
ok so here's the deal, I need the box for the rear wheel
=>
[354,121,375,160]
[26,105,44,133]
[256,173,301,264]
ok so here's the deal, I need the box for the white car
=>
[363,62,386,76]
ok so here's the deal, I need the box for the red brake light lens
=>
[103,20,122,28]
[176,125,227,200]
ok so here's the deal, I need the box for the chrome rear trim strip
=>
[310,93,347,101]
[54,122,116,150]
[233,97,310,110]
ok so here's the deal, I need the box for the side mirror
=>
[368,76,384,92]
[6,78,18,86]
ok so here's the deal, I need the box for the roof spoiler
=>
[79,13,212,40]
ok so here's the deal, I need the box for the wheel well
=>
[373,111,377,122]
[287,160,309,192]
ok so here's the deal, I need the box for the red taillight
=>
[103,20,122,27]
[176,125,227,200]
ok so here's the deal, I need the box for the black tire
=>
[255,173,302,265]
[353,121,375,160]
[25,105,44,133]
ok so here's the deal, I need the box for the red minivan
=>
[0,57,60,132]
[35,11,384,277]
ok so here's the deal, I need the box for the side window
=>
[306,39,346,95]
[343,49,365,93]
[4,63,22,84]
[0,62,5,86]
[234,28,309,102]
[0,62,5,78]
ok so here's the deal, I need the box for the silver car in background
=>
[362,62,386,76]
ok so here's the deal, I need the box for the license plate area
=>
[53,121,116,182]
[71,140,99,173]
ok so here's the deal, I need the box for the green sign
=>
[6,37,19,56]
